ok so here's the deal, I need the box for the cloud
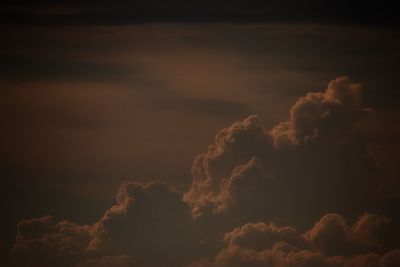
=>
[185,76,376,227]
[75,255,135,267]
[10,77,400,266]
[88,181,198,266]
[184,115,271,219]
[343,253,380,267]
[304,213,349,256]
[186,156,274,224]
[223,222,305,251]
[350,213,392,250]
[379,249,400,267]
[12,181,199,267]
[200,246,400,267]
[12,216,93,267]
[305,213,393,255]
[270,76,369,147]
[190,244,344,267]
[188,213,398,267]
[16,193,395,267]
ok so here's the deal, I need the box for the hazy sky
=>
[1,1,400,267]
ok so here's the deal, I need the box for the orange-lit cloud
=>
[184,77,377,230]
[11,77,400,267]
[188,213,399,267]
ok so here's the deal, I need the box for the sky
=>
[1,1,400,267]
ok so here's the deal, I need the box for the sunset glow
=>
[1,1,400,267]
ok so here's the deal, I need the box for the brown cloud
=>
[379,249,400,267]
[184,115,271,218]
[350,213,392,250]
[10,77,400,266]
[75,255,135,267]
[12,181,199,267]
[188,213,398,267]
[270,76,369,147]
[191,244,344,267]
[16,193,395,267]
[185,77,377,229]
[343,253,380,267]
[305,213,393,256]
[88,181,198,266]
[223,222,305,251]
[12,216,93,267]
[304,213,349,256]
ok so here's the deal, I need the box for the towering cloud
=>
[11,77,400,266]
[185,76,376,227]
[184,115,271,217]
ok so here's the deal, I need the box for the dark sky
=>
[1,1,400,267]
[2,0,400,25]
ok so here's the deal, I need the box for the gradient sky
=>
[1,1,400,267]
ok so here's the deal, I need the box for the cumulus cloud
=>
[270,76,368,147]
[189,244,344,267]
[379,249,400,267]
[304,213,349,256]
[188,213,398,267]
[184,115,274,220]
[350,213,392,250]
[186,156,274,224]
[201,246,400,267]
[185,76,376,227]
[89,181,198,266]
[12,181,199,267]
[12,216,93,267]
[343,253,380,267]
[223,222,305,251]
[11,77,400,266]
[305,213,393,256]
[184,115,270,213]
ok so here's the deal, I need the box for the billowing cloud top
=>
[270,76,367,147]
[11,77,400,267]
[185,77,375,225]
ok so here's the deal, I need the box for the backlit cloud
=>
[185,77,376,228]
[13,181,199,267]
[11,77,400,266]
[188,213,399,267]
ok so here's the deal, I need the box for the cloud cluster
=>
[185,76,375,227]
[16,211,394,266]
[197,246,400,267]
[188,213,400,267]
[13,181,198,267]
[11,77,400,266]
[12,216,93,267]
